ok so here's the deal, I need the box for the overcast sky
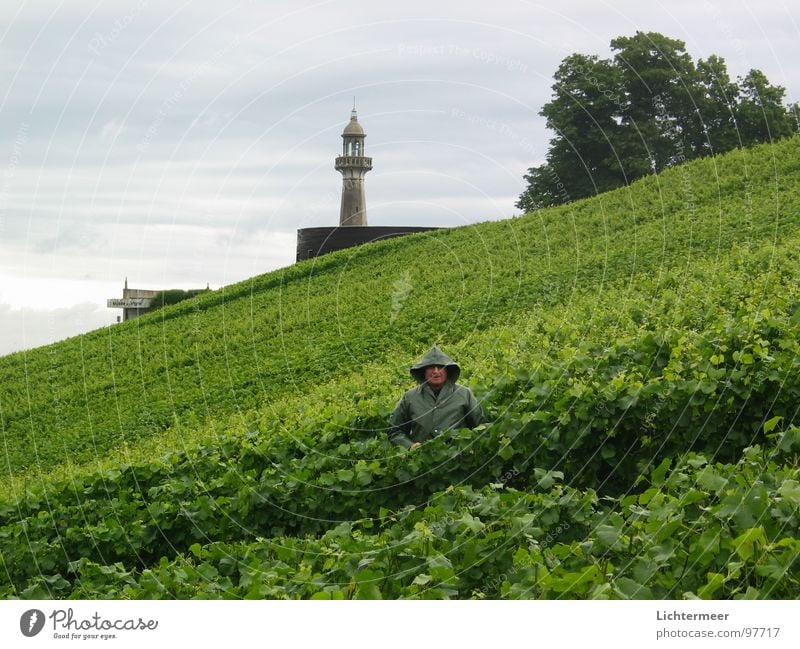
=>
[1,0,797,356]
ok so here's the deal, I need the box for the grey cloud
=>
[0,302,114,357]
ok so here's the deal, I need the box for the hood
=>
[409,345,461,384]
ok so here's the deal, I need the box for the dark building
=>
[296,225,439,262]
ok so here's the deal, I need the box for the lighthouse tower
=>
[335,107,372,226]
[295,106,438,261]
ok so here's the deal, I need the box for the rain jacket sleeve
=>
[388,394,414,449]
[465,388,484,429]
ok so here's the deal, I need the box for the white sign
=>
[1,601,798,648]
[107,298,152,308]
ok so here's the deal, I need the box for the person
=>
[388,345,483,450]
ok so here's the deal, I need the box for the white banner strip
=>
[1,600,798,648]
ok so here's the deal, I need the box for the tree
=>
[694,55,740,155]
[517,32,798,212]
[610,32,699,174]
[517,54,625,213]
[735,69,796,147]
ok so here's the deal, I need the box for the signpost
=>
[107,298,153,309]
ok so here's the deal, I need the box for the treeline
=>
[517,31,798,211]
[150,287,211,311]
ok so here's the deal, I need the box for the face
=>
[424,365,448,390]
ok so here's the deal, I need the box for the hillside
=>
[1,137,799,599]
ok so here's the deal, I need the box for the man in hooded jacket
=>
[388,345,483,450]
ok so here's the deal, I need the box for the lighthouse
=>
[335,106,372,226]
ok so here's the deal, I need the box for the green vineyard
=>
[1,137,799,599]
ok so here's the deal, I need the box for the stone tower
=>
[335,107,372,226]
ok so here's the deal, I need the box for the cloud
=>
[100,117,127,140]
[0,302,114,357]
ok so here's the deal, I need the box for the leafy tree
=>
[150,288,211,311]
[735,69,796,146]
[517,32,798,212]
[610,31,699,174]
[694,55,740,154]
[518,54,624,212]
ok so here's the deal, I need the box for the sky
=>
[1,0,798,356]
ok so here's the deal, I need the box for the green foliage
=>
[4,439,797,599]
[0,138,799,599]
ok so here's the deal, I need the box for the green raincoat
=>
[388,345,483,449]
